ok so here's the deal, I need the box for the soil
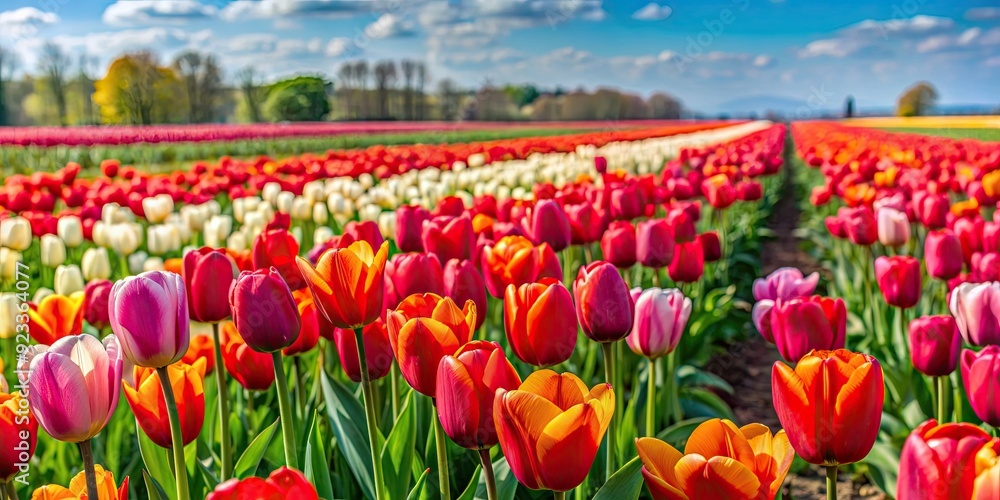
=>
[705,146,886,499]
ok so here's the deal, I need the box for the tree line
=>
[0,44,685,126]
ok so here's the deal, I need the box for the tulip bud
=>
[908,316,961,377]
[83,279,114,329]
[874,256,921,309]
[443,259,488,330]
[667,240,704,283]
[204,215,233,249]
[437,341,521,449]
[40,234,66,268]
[627,287,690,359]
[926,229,963,280]
[767,296,846,362]
[109,271,190,367]
[877,206,910,248]
[962,346,1000,426]
[504,279,577,367]
[772,350,883,466]
[252,229,305,291]
[229,268,301,353]
[0,249,21,282]
[142,194,174,223]
[82,247,113,281]
[0,294,16,339]
[57,215,84,248]
[384,253,444,310]
[55,264,84,295]
[0,216,31,252]
[573,261,633,343]
[844,207,877,246]
[422,214,475,263]
[601,221,637,269]
[523,200,572,252]
[636,219,674,268]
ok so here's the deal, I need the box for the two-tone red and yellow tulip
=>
[573,261,633,343]
[27,292,85,345]
[436,341,521,449]
[109,271,189,368]
[252,228,306,291]
[908,316,961,377]
[24,334,123,443]
[874,256,921,309]
[974,440,1000,500]
[296,240,389,330]
[229,267,301,353]
[123,359,206,449]
[31,464,129,500]
[627,287,691,359]
[182,334,215,374]
[207,466,318,500]
[962,346,1000,426]
[220,322,274,391]
[635,418,793,500]
[772,350,883,466]
[0,391,36,481]
[182,247,238,323]
[387,293,476,396]
[493,370,614,492]
[897,419,993,500]
[481,235,561,298]
[504,278,578,367]
[333,319,394,383]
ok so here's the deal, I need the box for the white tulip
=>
[359,204,381,222]
[262,182,282,205]
[204,215,233,248]
[33,288,53,304]
[0,293,17,339]
[142,194,174,223]
[327,193,348,216]
[54,265,84,295]
[227,231,248,252]
[166,215,192,245]
[314,226,334,246]
[57,216,84,248]
[377,212,396,239]
[275,191,295,215]
[82,247,112,280]
[358,173,375,190]
[180,205,207,232]
[0,248,20,281]
[40,234,66,268]
[290,197,312,221]
[92,221,109,248]
[467,153,486,168]
[101,203,121,224]
[128,251,148,275]
[147,225,180,255]
[312,203,329,225]
[303,182,325,204]
[143,257,165,272]
[256,203,275,225]
[108,223,142,255]
[205,200,221,217]
[0,216,31,251]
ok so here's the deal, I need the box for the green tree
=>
[896,82,937,117]
[263,76,331,122]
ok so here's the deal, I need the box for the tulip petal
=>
[674,455,761,500]
[29,352,93,442]
[683,419,756,470]
[436,357,482,449]
[833,361,883,464]
[536,403,603,492]
[494,390,561,490]
[635,437,685,489]
[518,370,588,411]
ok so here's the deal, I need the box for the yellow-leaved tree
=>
[93,52,185,125]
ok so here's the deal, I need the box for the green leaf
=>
[456,465,482,500]
[864,440,901,497]
[475,458,518,500]
[137,421,176,500]
[676,365,734,394]
[142,469,169,500]
[305,411,336,500]
[234,419,279,479]
[322,372,378,500]
[407,468,431,500]
[655,417,711,449]
[593,456,644,500]
[381,391,418,500]
[680,388,735,421]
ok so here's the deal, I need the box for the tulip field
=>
[1,117,999,500]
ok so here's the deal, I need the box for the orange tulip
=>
[295,240,389,329]
[30,464,128,499]
[0,391,37,481]
[123,358,207,449]
[181,334,215,375]
[504,278,578,367]
[493,370,614,492]
[164,257,183,276]
[285,292,321,356]
[772,349,883,466]
[27,292,85,345]
[220,321,274,391]
[481,235,561,298]
[386,293,476,397]
[635,419,793,500]
[974,440,1000,500]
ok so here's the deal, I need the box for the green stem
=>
[434,403,452,500]
[646,358,656,437]
[271,351,298,469]
[665,351,682,424]
[118,253,130,279]
[601,342,616,480]
[479,449,497,500]
[355,327,387,500]
[826,465,838,500]
[212,323,233,481]
[554,491,566,500]
[5,482,15,500]
[652,268,661,288]
[954,373,964,422]
[78,440,99,500]
[294,355,308,419]
[156,366,191,500]
[390,362,400,421]
[936,376,948,424]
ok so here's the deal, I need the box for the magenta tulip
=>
[443,258,488,330]
[183,247,237,323]
[523,200,572,252]
[767,296,846,362]
[109,270,190,367]
[875,256,921,309]
[897,419,992,500]
[573,261,634,343]
[395,205,431,253]
[626,287,691,359]
[229,267,301,353]
[422,214,476,263]
[83,279,113,329]
[384,253,444,310]
[908,316,962,377]
[753,267,820,302]
[950,282,1000,346]
[961,346,1000,426]
[636,219,674,268]
[601,221,637,269]
[925,229,964,280]
[565,203,607,246]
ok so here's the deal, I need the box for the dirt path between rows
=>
[707,140,884,499]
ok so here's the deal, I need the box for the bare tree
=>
[0,46,19,126]
[415,62,427,120]
[374,60,396,120]
[401,59,415,120]
[354,61,370,119]
[236,66,264,123]
[437,78,461,121]
[174,51,224,123]
[77,53,96,125]
[337,62,354,119]
[39,42,70,126]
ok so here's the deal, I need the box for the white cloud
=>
[798,15,955,58]
[966,7,1000,21]
[441,48,524,65]
[632,3,672,21]
[841,15,954,39]
[0,7,59,39]
[798,38,864,58]
[221,0,389,21]
[103,1,217,26]
[364,13,415,39]
[985,56,1000,67]
[325,37,355,57]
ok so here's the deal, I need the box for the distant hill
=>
[709,95,839,118]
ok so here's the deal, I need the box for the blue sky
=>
[0,0,997,113]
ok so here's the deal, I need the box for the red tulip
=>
[962,346,1000,426]
[522,200,572,252]
[436,341,522,449]
[333,319,393,383]
[229,267,301,353]
[600,221,637,269]
[208,466,318,500]
[384,253,444,310]
[926,229,964,280]
[83,279,113,329]
[874,256,921,309]
[395,205,432,252]
[767,296,846,362]
[504,279,577,367]
[844,207,877,246]
[702,174,737,209]
[698,232,722,262]
[573,261,633,343]
[221,321,274,391]
[252,228,306,290]
[183,247,237,323]
[636,219,674,268]
[914,191,949,230]
[908,316,961,377]
[423,214,476,263]
[344,220,384,251]
[667,240,704,283]
[665,207,696,243]
[565,203,607,245]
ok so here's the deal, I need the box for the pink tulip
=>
[109,270,190,367]
[395,205,431,253]
[443,259,488,330]
[627,287,691,359]
[522,200,572,252]
[385,253,444,310]
[875,256,921,309]
[925,229,964,280]
[752,267,820,302]
[950,282,1000,346]
[573,261,634,343]
[897,419,992,500]
[877,206,910,248]
[908,316,961,377]
[636,219,674,268]
[422,214,476,263]
[768,296,847,362]
[344,220,384,252]
[961,346,1000,426]
[23,334,123,442]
